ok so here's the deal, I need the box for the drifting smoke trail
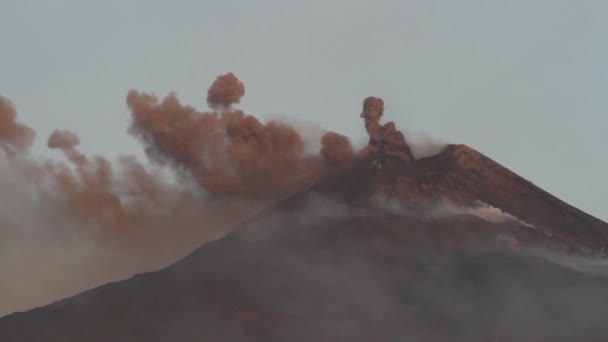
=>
[0,73,417,315]
[0,80,438,241]
[0,97,35,155]
[1,76,413,246]
[0,73,359,315]
[3,73,357,233]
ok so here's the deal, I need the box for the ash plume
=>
[48,129,80,150]
[0,96,34,155]
[0,72,359,236]
[206,72,246,109]
[128,73,355,198]
[0,73,359,315]
[0,75,464,319]
[359,96,413,161]
[321,131,355,165]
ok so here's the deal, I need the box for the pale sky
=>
[2,0,607,220]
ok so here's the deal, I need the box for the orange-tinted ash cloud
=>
[0,96,35,155]
[127,73,354,199]
[360,96,413,161]
[0,73,360,238]
[206,72,246,109]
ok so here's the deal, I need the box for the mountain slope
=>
[1,145,608,341]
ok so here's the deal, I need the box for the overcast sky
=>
[2,0,607,220]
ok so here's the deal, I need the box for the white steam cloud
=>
[431,200,535,228]
[404,131,448,159]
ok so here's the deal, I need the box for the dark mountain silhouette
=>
[1,142,608,342]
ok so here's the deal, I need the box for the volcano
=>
[2,146,608,341]
[1,97,608,341]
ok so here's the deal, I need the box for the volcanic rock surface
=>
[1,142,608,341]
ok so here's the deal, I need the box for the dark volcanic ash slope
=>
[1,97,608,341]
[2,146,608,341]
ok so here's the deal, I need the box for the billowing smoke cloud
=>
[0,97,34,155]
[0,73,359,316]
[48,129,80,150]
[206,72,246,109]
[2,85,442,315]
[359,96,413,161]
[264,115,326,155]
[355,96,447,160]
[321,132,355,165]
[127,73,355,198]
[0,73,457,318]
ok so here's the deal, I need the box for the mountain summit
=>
[1,97,607,341]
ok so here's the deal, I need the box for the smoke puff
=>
[0,96,35,154]
[206,72,246,109]
[360,96,413,161]
[321,132,355,165]
[264,115,326,155]
[48,130,81,150]
[0,72,362,315]
[361,96,384,123]
[127,90,315,198]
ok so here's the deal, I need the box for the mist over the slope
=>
[2,160,608,341]
[432,200,536,228]
[372,194,534,227]
[217,194,608,342]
